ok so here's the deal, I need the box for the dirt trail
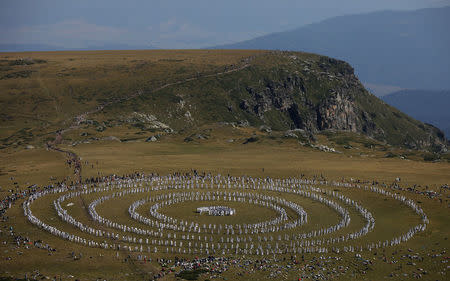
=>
[46,61,253,184]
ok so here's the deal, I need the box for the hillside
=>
[0,50,446,152]
[382,90,450,137]
[213,7,450,91]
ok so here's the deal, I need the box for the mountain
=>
[0,43,157,52]
[382,90,450,137]
[213,7,450,91]
[0,50,446,152]
[0,44,66,52]
[74,43,158,51]
[363,83,404,97]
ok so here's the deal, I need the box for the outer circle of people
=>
[23,173,428,256]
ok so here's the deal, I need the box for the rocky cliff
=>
[118,52,446,151]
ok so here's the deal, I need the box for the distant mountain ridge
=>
[213,7,450,91]
[0,43,157,52]
[382,90,450,137]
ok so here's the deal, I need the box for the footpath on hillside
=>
[45,57,256,183]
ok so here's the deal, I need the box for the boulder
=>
[238,120,250,127]
[146,136,158,142]
[243,136,259,144]
[259,125,272,133]
[102,136,121,142]
[284,132,299,139]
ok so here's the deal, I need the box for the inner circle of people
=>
[23,172,428,256]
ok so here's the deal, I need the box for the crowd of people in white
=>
[196,206,235,216]
[23,173,428,255]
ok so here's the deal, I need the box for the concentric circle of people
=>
[24,174,428,256]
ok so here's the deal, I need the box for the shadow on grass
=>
[176,269,208,280]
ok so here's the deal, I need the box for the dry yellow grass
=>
[0,141,448,280]
[71,141,450,187]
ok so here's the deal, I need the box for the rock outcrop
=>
[221,53,446,151]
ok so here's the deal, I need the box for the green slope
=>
[0,50,446,152]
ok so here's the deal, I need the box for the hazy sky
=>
[1,0,448,49]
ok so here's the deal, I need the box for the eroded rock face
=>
[404,126,448,153]
[317,92,357,131]
[240,75,382,139]
[243,75,305,118]
[316,92,380,137]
